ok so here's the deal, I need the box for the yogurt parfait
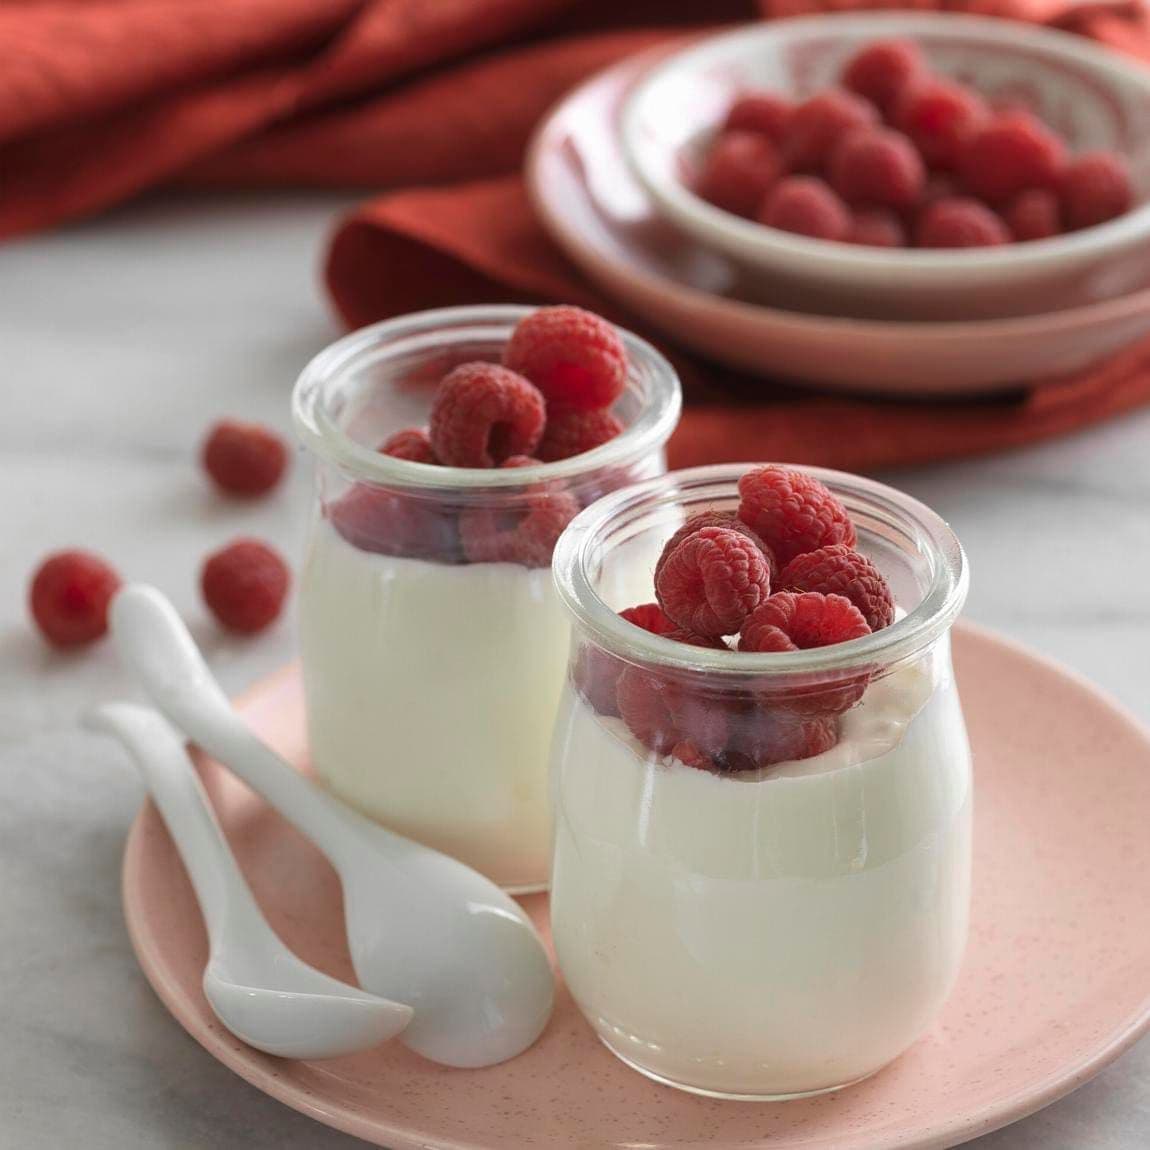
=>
[292,306,680,892]
[550,464,971,1098]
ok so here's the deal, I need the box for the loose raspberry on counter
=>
[655,526,771,637]
[329,485,462,563]
[958,112,1066,203]
[1003,188,1061,242]
[828,127,925,209]
[759,176,851,241]
[573,602,677,717]
[723,91,794,142]
[655,510,778,586]
[916,197,1010,248]
[537,408,623,462]
[201,539,290,634]
[841,39,924,115]
[379,427,438,463]
[737,466,856,565]
[1060,152,1133,230]
[846,207,906,247]
[201,419,288,498]
[694,130,784,218]
[504,306,628,412]
[783,89,879,171]
[893,79,987,168]
[778,543,894,631]
[29,550,121,648]
[428,362,545,467]
[459,487,580,567]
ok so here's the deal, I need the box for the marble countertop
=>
[2,195,1148,1149]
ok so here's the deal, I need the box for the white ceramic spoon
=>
[110,584,555,1069]
[89,702,413,1060]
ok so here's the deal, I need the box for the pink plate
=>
[122,621,1150,1150]
[525,47,1150,394]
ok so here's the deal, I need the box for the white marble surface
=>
[2,194,1149,1148]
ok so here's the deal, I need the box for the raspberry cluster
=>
[330,307,628,568]
[574,466,895,776]
[695,38,1133,249]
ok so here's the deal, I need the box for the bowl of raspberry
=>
[291,305,680,894]
[621,13,1150,320]
[549,463,970,1098]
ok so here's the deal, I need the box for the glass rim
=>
[291,305,682,492]
[552,463,970,676]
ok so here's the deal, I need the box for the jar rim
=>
[292,305,682,491]
[552,464,970,676]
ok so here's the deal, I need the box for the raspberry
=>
[695,130,784,218]
[503,306,628,412]
[742,591,870,650]
[958,112,1066,203]
[573,603,674,717]
[672,740,716,772]
[842,39,924,115]
[828,127,924,208]
[537,408,623,462]
[724,712,839,770]
[624,602,676,636]
[201,419,288,498]
[737,622,798,653]
[29,550,121,648]
[737,465,856,566]
[759,176,851,241]
[500,455,541,469]
[616,667,677,754]
[919,171,959,209]
[1004,188,1061,242]
[723,91,794,142]
[379,427,437,463]
[916,198,1010,248]
[428,362,545,467]
[655,526,771,637]
[654,510,778,587]
[200,539,289,635]
[778,544,894,630]
[1060,151,1132,230]
[329,485,461,563]
[847,207,906,247]
[664,627,728,650]
[459,487,579,567]
[893,79,987,168]
[784,89,879,171]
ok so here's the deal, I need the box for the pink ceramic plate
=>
[526,48,1150,394]
[121,622,1150,1149]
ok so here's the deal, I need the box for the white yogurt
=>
[549,654,972,1097]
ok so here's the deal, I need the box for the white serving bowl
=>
[621,13,1150,320]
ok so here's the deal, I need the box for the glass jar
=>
[549,464,971,1099]
[292,306,681,893]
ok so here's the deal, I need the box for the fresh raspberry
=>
[916,197,1010,248]
[459,487,580,567]
[654,510,778,587]
[29,550,121,648]
[742,591,870,650]
[1004,188,1061,242]
[1060,151,1133,230]
[841,39,924,115]
[736,622,798,653]
[758,176,851,241]
[503,306,628,412]
[200,539,289,635]
[958,112,1066,203]
[500,455,541,468]
[201,419,288,498]
[723,709,839,770]
[737,465,856,566]
[616,667,677,754]
[573,603,674,717]
[893,79,987,168]
[329,485,461,563]
[829,127,925,209]
[379,427,437,463]
[778,543,894,631]
[655,526,771,638]
[664,627,729,649]
[624,602,676,636]
[428,362,545,467]
[846,207,906,247]
[537,408,623,462]
[919,171,960,210]
[723,91,794,142]
[672,740,717,772]
[695,130,784,218]
[784,89,879,171]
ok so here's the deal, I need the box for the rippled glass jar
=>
[549,464,971,1099]
[292,306,681,893]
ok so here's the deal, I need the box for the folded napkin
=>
[5,0,1150,470]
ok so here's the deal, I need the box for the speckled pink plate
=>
[122,622,1150,1149]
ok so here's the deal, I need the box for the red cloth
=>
[4,0,1150,470]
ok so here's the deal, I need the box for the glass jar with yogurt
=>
[549,464,971,1099]
[292,306,681,893]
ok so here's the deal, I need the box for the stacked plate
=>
[527,13,1150,395]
